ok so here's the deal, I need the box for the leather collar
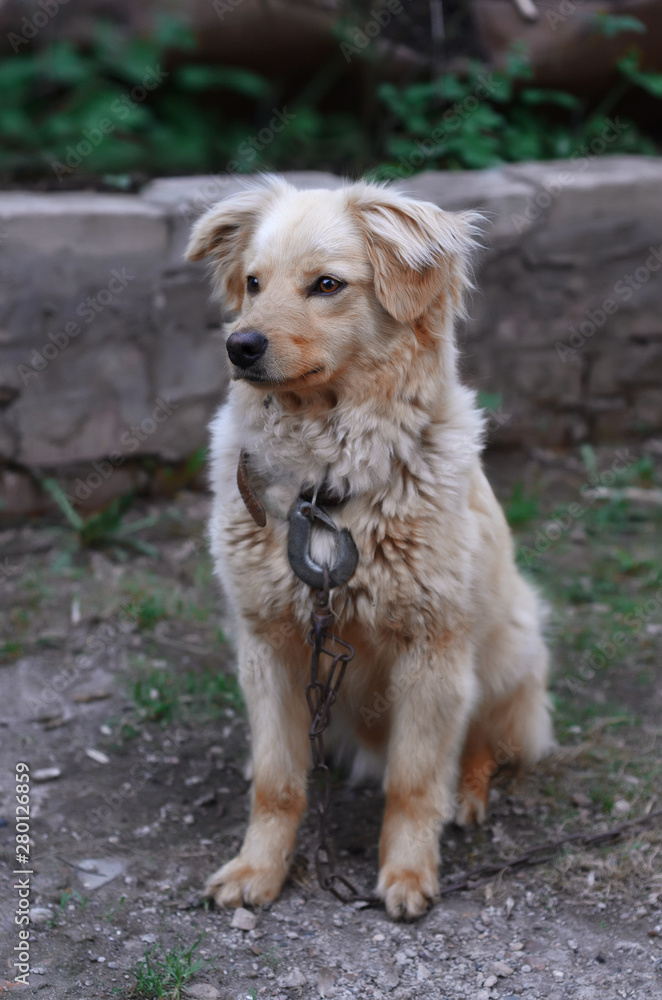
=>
[237,451,350,527]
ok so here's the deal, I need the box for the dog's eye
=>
[315,276,344,295]
[246,275,260,294]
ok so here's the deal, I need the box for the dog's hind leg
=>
[205,629,310,908]
[455,722,495,826]
[454,677,554,827]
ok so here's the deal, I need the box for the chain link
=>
[305,585,378,906]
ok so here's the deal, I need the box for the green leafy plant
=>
[130,936,206,999]
[374,37,658,177]
[591,13,647,38]
[42,478,158,556]
[0,639,24,663]
[1,10,658,183]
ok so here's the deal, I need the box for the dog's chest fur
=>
[210,381,485,645]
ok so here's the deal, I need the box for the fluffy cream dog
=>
[187,178,553,920]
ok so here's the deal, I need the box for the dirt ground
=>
[1,442,661,1000]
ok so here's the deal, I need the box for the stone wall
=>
[1,158,661,513]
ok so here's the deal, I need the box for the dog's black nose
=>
[226,330,268,369]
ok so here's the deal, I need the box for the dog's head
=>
[186,178,479,396]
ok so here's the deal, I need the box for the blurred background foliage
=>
[0,0,660,187]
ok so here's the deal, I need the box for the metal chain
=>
[305,581,378,906]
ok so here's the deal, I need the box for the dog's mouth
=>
[234,366,324,387]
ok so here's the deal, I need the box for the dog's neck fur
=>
[231,307,484,506]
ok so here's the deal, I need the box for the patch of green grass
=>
[126,592,168,631]
[128,661,242,726]
[131,666,180,724]
[105,894,127,922]
[130,936,206,999]
[589,783,615,814]
[0,639,24,663]
[263,946,281,971]
[505,482,539,528]
[120,566,219,632]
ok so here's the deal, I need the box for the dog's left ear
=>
[351,186,480,324]
[185,179,290,309]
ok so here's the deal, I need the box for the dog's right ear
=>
[185,180,287,310]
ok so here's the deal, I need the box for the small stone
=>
[377,968,400,992]
[493,961,514,977]
[373,933,385,942]
[553,970,564,980]
[613,799,630,815]
[182,813,195,825]
[30,907,53,924]
[484,975,498,988]
[416,962,430,981]
[231,907,257,931]
[317,967,336,996]
[65,929,96,943]
[510,941,524,951]
[567,939,578,951]
[505,896,515,918]
[76,857,125,891]
[280,967,306,988]
[85,748,110,765]
[140,934,157,944]
[185,986,220,1000]
[572,792,591,807]
[521,964,532,973]
[33,767,62,782]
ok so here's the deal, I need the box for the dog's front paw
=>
[377,866,439,921]
[205,855,286,908]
